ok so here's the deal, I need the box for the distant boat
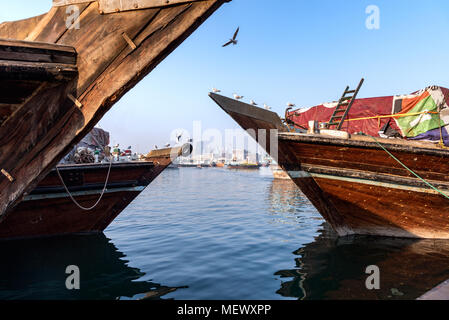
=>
[227,161,261,170]
[178,163,198,168]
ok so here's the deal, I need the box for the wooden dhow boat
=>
[0,144,192,240]
[209,84,449,239]
[0,0,228,221]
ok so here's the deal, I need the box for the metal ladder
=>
[326,78,364,130]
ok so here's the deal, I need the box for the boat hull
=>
[0,145,191,240]
[279,134,449,238]
[209,92,449,239]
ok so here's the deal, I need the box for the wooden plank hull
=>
[280,134,449,238]
[0,0,227,219]
[0,145,191,240]
[209,93,449,239]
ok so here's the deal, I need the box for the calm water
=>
[2,167,449,300]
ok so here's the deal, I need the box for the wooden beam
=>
[0,39,76,65]
[0,60,77,81]
[53,0,94,6]
[97,0,207,14]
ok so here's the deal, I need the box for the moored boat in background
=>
[0,144,192,240]
[227,161,261,170]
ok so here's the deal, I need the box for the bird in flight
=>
[234,93,244,100]
[176,132,183,143]
[212,88,221,93]
[287,102,296,107]
[250,100,258,106]
[222,27,240,47]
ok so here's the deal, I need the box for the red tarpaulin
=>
[287,95,400,136]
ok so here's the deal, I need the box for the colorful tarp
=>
[287,86,449,143]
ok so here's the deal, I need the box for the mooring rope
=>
[367,135,449,200]
[56,157,114,211]
[343,110,439,123]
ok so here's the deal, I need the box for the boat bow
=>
[0,0,228,219]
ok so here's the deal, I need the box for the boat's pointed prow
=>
[209,92,288,159]
[208,92,287,132]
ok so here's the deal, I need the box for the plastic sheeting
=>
[77,127,110,150]
[287,86,449,139]
[287,95,399,136]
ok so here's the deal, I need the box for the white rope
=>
[56,157,114,211]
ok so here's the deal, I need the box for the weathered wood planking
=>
[279,136,449,184]
[53,0,94,7]
[0,14,46,40]
[0,0,227,220]
[0,144,187,240]
[97,0,207,13]
[52,0,208,13]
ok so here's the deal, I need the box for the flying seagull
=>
[250,100,258,106]
[176,132,183,143]
[222,27,239,47]
[212,88,221,93]
[233,93,244,100]
[264,103,271,110]
[165,143,171,148]
[287,102,296,107]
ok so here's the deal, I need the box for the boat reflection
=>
[0,234,186,300]
[268,178,311,215]
[276,224,449,300]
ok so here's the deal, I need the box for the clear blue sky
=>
[1,1,449,152]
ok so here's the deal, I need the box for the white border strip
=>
[287,170,449,196]
[23,186,145,201]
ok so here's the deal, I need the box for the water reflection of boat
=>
[270,164,290,180]
[275,224,449,300]
[0,144,192,240]
[268,178,310,215]
[0,233,186,300]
